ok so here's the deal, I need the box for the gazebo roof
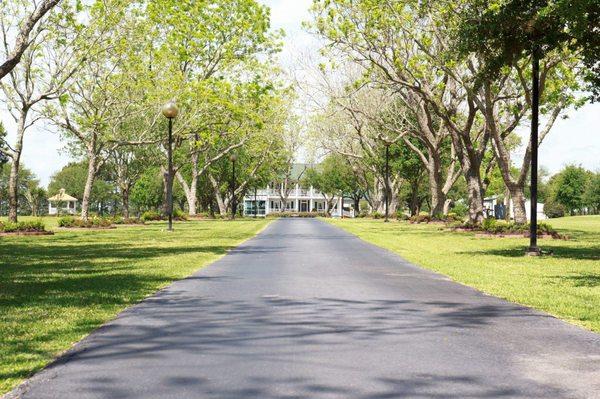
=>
[48,188,78,202]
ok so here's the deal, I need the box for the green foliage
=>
[131,168,164,213]
[57,216,113,228]
[141,210,163,222]
[0,220,46,233]
[173,209,189,221]
[451,0,599,99]
[554,165,589,214]
[584,173,600,213]
[544,197,566,218]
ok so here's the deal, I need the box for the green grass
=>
[0,217,270,395]
[327,215,600,333]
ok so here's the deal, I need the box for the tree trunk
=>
[509,185,528,224]
[81,154,97,221]
[427,152,445,217]
[122,187,130,219]
[465,169,485,224]
[443,199,452,215]
[353,197,360,214]
[7,116,27,222]
[8,158,20,222]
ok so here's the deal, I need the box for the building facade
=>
[243,184,344,217]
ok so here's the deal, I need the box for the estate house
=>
[242,164,345,217]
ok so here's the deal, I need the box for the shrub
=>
[0,220,46,233]
[544,199,566,218]
[58,216,77,227]
[450,202,469,217]
[58,216,112,228]
[357,210,369,218]
[410,213,431,223]
[142,210,162,221]
[396,211,409,220]
[371,212,384,219]
[482,217,497,231]
[173,209,189,221]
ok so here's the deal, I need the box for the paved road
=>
[8,219,600,399]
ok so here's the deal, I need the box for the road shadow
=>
[23,291,573,399]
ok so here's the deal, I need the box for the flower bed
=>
[0,220,52,235]
[57,216,114,229]
[447,218,567,239]
[112,216,145,225]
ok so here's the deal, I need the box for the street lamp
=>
[230,153,237,220]
[528,48,541,256]
[384,143,390,223]
[162,101,178,231]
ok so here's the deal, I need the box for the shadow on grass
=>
[459,245,600,261]
[553,273,600,287]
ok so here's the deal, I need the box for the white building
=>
[242,164,345,217]
[483,195,547,221]
[48,188,78,215]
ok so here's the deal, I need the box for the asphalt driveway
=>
[7,218,600,398]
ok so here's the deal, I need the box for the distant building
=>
[48,188,78,215]
[483,195,547,221]
[242,164,345,217]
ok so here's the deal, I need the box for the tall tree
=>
[0,1,90,222]
[0,0,61,80]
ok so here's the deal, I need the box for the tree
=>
[583,173,600,214]
[303,155,347,215]
[452,0,600,99]
[0,0,86,222]
[130,168,164,213]
[310,0,492,223]
[0,0,61,80]
[46,1,153,221]
[554,165,589,215]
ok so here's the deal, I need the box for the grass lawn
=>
[0,217,270,395]
[327,215,600,333]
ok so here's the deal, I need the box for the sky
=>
[4,0,599,188]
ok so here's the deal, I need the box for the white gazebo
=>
[48,188,78,215]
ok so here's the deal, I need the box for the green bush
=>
[371,212,384,219]
[141,210,163,221]
[482,217,497,231]
[0,220,46,233]
[58,216,77,227]
[173,209,189,221]
[544,199,566,218]
[450,202,468,217]
[410,213,431,223]
[396,211,409,220]
[58,216,112,228]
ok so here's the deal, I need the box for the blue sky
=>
[4,0,599,187]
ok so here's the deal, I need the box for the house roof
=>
[48,188,78,202]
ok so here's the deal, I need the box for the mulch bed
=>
[57,226,117,231]
[0,231,54,236]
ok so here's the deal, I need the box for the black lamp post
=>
[254,187,258,218]
[230,154,237,219]
[528,48,541,256]
[384,143,390,223]
[162,101,178,231]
